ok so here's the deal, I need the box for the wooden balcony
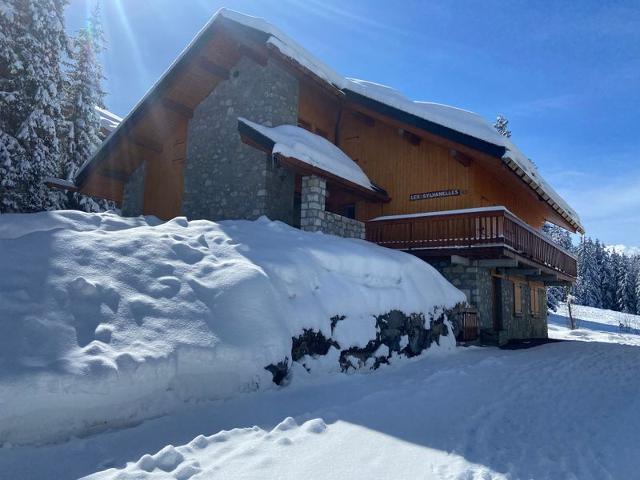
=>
[365,207,577,280]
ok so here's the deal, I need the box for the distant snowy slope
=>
[549,302,640,346]
[605,244,640,257]
[0,211,463,445]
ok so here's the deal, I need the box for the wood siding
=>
[336,107,470,221]
[142,122,187,219]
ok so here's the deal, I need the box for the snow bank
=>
[0,211,464,445]
[238,118,375,191]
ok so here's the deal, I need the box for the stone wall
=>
[498,279,548,343]
[300,175,365,239]
[182,56,298,224]
[429,259,494,332]
[121,164,145,217]
[427,258,548,345]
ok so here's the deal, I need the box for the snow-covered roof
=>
[371,206,510,222]
[95,106,122,134]
[77,8,582,232]
[238,118,380,195]
[217,10,583,233]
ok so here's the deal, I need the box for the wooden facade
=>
[67,12,580,286]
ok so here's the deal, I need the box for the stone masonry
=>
[121,163,145,217]
[430,259,493,333]
[497,279,547,343]
[182,56,298,224]
[428,258,548,345]
[300,175,365,239]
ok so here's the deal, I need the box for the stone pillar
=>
[121,163,145,217]
[300,175,326,232]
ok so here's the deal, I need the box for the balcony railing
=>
[365,207,577,278]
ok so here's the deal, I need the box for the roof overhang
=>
[238,119,389,203]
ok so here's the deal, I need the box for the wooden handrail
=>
[366,208,577,277]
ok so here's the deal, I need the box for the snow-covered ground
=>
[2,335,640,479]
[3,210,640,479]
[0,300,639,478]
[549,302,640,346]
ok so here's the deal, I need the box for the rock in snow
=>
[0,210,464,445]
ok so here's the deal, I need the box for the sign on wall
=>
[409,189,461,201]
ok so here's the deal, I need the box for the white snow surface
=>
[0,210,463,446]
[549,302,640,345]
[95,106,121,134]
[238,117,375,191]
[371,205,509,222]
[605,244,640,257]
[3,304,640,479]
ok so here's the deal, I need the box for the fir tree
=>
[620,255,639,314]
[0,0,69,212]
[607,250,623,311]
[494,115,511,138]
[593,239,608,309]
[0,2,27,211]
[60,2,109,211]
[574,237,601,307]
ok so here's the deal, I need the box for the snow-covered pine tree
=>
[616,253,628,312]
[620,255,639,314]
[60,2,110,212]
[0,2,27,211]
[607,250,623,311]
[593,239,608,309]
[0,0,69,212]
[494,115,511,138]
[574,237,601,307]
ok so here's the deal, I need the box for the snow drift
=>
[0,211,464,445]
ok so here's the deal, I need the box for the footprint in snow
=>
[171,242,204,264]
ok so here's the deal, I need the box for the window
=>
[342,203,356,219]
[514,283,523,315]
[531,287,544,317]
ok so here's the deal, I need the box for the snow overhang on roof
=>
[95,106,122,134]
[238,118,388,202]
[75,8,582,233]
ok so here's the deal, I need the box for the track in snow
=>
[2,338,640,480]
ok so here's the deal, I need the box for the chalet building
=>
[51,9,582,346]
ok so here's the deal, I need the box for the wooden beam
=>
[532,274,563,283]
[501,268,542,276]
[401,129,421,146]
[451,255,470,266]
[450,149,472,167]
[196,56,230,79]
[351,110,375,127]
[161,97,194,119]
[100,168,129,182]
[238,44,268,66]
[44,177,78,192]
[131,135,163,154]
[477,258,519,268]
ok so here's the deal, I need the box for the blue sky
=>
[66,0,640,246]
